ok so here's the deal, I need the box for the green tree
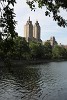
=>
[29,41,44,59]
[0,39,4,59]
[52,45,67,59]
[13,37,30,59]
[44,41,52,59]
[0,0,16,39]
[27,0,67,27]
[0,0,17,60]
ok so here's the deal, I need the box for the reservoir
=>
[0,61,67,100]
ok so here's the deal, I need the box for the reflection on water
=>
[0,62,67,100]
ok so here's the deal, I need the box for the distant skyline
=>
[14,0,67,45]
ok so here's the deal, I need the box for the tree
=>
[52,45,67,59]
[13,37,30,59]
[27,0,67,27]
[29,41,44,59]
[44,41,52,59]
[0,0,16,39]
[0,0,17,60]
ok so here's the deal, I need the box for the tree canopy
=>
[27,0,67,27]
[0,0,67,39]
[0,0,16,39]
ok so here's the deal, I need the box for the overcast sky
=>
[14,0,67,45]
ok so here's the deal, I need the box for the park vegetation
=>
[0,36,67,61]
[0,0,67,63]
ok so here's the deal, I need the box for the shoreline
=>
[0,59,67,67]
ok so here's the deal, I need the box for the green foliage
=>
[13,37,30,59]
[29,41,44,59]
[3,6,16,39]
[52,45,67,59]
[0,37,67,60]
[44,41,52,59]
[0,0,16,39]
[27,0,67,27]
[1,0,16,6]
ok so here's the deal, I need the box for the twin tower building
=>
[24,17,42,42]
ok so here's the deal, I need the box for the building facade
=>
[33,21,40,40]
[24,17,42,42]
[50,36,57,47]
[44,36,57,47]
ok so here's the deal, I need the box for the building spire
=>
[29,16,30,21]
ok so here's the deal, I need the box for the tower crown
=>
[29,16,30,21]
[26,16,32,25]
[35,20,39,26]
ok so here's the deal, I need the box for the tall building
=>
[50,36,57,46]
[24,17,42,42]
[24,17,33,41]
[33,21,40,40]
[44,36,57,47]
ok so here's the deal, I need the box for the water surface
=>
[0,61,67,100]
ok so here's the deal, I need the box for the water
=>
[0,61,67,100]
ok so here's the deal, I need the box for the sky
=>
[14,0,67,45]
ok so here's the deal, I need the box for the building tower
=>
[24,17,33,41]
[33,21,40,40]
[50,36,57,47]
